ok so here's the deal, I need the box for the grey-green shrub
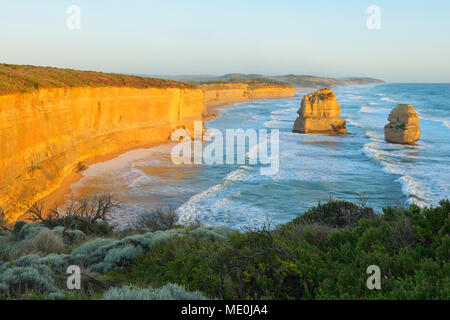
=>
[13,221,26,234]
[0,265,60,297]
[101,283,208,300]
[71,230,185,272]
[17,223,47,240]
[190,226,238,242]
[92,245,144,273]
[27,229,65,256]
[0,252,72,298]
[69,227,233,273]
[52,226,87,245]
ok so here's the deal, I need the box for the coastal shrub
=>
[69,227,234,274]
[0,252,75,298]
[292,200,376,228]
[26,229,65,256]
[17,223,47,240]
[101,283,208,300]
[71,238,116,266]
[132,209,179,232]
[13,221,26,234]
[0,208,11,233]
[52,226,87,245]
[277,223,334,249]
[27,194,119,236]
[123,200,449,300]
[0,265,59,297]
[92,245,144,273]
[189,226,237,242]
[0,240,24,262]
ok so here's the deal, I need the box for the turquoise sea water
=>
[68,84,450,229]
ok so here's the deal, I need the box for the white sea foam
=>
[263,120,290,128]
[177,166,250,224]
[360,105,390,114]
[380,97,396,102]
[418,114,450,129]
[271,108,298,115]
[127,169,159,188]
[176,183,225,224]
[362,140,432,208]
[345,117,363,127]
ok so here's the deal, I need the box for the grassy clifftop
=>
[198,78,293,89]
[0,64,295,96]
[0,64,197,95]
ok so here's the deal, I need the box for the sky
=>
[1,0,449,82]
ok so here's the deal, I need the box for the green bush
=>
[122,200,449,300]
[13,221,26,234]
[291,200,376,228]
[132,209,179,232]
[0,199,447,300]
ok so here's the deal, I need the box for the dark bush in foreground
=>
[132,209,179,232]
[122,200,449,300]
[27,194,119,236]
[292,200,376,228]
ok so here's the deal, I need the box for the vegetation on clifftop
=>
[198,78,293,89]
[0,198,448,300]
[0,63,198,95]
[0,64,296,96]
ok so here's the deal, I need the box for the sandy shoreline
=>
[20,96,298,221]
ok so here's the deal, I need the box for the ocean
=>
[66,83,450,229]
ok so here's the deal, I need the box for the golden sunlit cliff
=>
[0,64,295,221]
[201,82,295,108]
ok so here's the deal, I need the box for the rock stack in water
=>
[292,88,348,134]
[384,104,420,145]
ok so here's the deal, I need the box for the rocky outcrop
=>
[384,104,420,145]
[292,88,348,134]
[170,128,191,142]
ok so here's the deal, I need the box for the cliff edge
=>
[0,64,295,221]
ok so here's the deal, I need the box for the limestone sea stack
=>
[384,104,420,145]
[292,88,348,134]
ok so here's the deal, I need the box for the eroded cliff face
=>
[201,83,295,108]
[0,87,204,221]
[0,84,294,221]
[384,104,420,145]
[292,88,348,134]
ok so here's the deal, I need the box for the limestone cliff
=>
[0,87,204,221]
[292,88,347,134]
[0,81,295,221]
[384,104,420,145]
[201,83,295,108]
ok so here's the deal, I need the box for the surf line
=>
[170,121,280,176]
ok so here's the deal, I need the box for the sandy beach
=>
[19,98,278,221]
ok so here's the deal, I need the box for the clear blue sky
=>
[1,0,449,82]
